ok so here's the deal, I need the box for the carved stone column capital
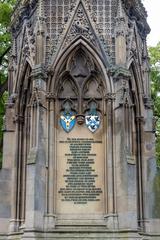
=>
[46,92,56,102]
[13,115,24,124]
[143,95,153,109]
[31,64,47,90]
[112,66,131,81]
[136,116,145,124]
[105,93,116,102]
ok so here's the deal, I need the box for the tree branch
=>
[0,79,8,97]
[0,46,11,66]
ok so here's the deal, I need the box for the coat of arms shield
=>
[85,113,100,133]
[60,111,76,132]
[85,101,101,133]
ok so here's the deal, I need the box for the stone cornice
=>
[11,0,38,34]
[111,66,131,80]
[122,0,150,38]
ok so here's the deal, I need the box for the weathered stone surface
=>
[0,0,159,239]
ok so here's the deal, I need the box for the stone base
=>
[6,229,157,240]
[144,219,160,235]
[0,234,8,240]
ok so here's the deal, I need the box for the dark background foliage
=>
[0,0,16,167]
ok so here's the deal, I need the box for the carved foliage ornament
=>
[62,3,98,50]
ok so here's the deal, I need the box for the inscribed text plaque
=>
[56,125,104,215]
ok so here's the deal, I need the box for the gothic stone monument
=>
[0,0,160,239]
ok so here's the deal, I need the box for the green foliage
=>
[0,0,16,54]
[149,42,160,166]
[0,0,16,84]
[0,0,16,168]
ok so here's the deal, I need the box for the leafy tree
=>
[149,42,160,166]
[0,0,16,167]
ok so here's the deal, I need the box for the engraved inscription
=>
[58,138,103,204]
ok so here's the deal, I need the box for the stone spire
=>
[115,0,127,66]
[117,0,124,19]
[35,0,47,65]
[37,0,45,21]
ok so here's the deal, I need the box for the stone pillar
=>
[114,68,138,231]
[115,33,126,66]
[115,0,127,66]
[143,108,160,237]
[0,103,15,234]
[23,66,47,236]
[44,93,56,230]
[135,116,145,231]
[104,93,118,229]
[9,111,24,233]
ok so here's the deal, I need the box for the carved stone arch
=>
[11,61,33,226]
[14,59,32,95]
[46,38,115,225]
[129,60,144,116]
[131,58,144,92]
[56,72,79,99]
[48,38,113,94]
[82,73,105,99]
[48,40,110,222]
[127,61,147,228]
[122,87,136,157]
[15,63,32,118]
[51,41,110,124]
[66,47,95,75]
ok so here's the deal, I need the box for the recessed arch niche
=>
[50,46,111,225]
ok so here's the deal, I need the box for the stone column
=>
[113,68,138,231]
[23,66,47,236]
[0,103,16,234]
[136,116,145,231]
[9,113,24,233]
[104,93,118,229]
[44,93,57,230]
[143,108,160,237]
[115,0,127,66]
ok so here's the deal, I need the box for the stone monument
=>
[0,0,160,239]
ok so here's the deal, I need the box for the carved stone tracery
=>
[62,3,98,49]
[56,48,105,123]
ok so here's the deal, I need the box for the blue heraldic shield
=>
[60,111,76,132]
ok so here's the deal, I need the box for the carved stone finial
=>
[38,0,45,20]
[105,93,116,102]
[115,0,127,65]
[117,0,125,22]
[35,0,47,65]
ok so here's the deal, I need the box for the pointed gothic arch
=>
[46,39,115,222]
[128,58,145,116]
[48,38,113,94]
[127,61,146,227]
[14,60,32,95]
[12,62,33,226]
